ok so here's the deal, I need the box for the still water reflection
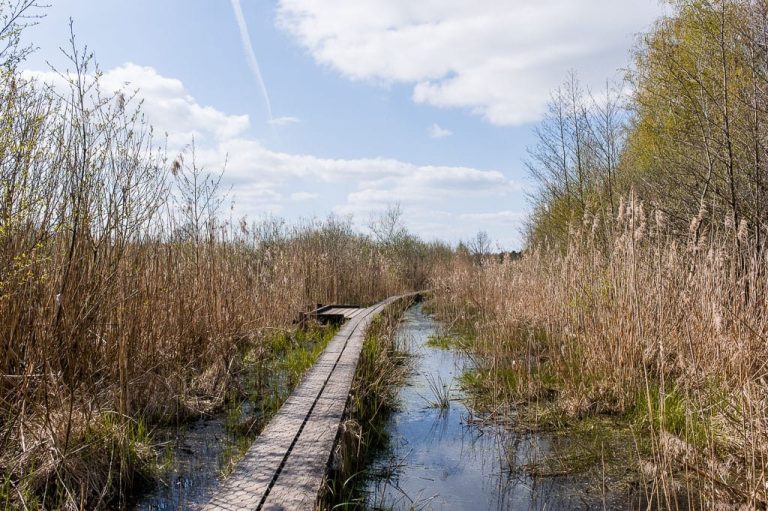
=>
[363,304,621,510]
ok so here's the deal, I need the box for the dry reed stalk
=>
[0,42,442,508]
[430,197,768,508]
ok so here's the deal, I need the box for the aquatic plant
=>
[423,374,452,410]
[424,333,468,351]
[430,194,768,507]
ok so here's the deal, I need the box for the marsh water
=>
[361,304,635,510]
[129,326,333,510]
[129,396,277,510]
[131,305,638,511]
[128,417,241,510]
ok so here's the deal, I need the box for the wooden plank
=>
[262,320,373,509]
[204,308,374,511]
[320,307,362,318]
[323,307,354,316]
[343,308,365,319]
[205,295,411,511]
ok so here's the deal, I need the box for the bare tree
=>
[467,230,492,260]
[587,81,626,220]
[170,139,228,246]
[0,0,45,67]
[368,202,407,247]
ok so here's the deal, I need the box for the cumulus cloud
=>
[198,137,517,199]
[428,123,451,139]
[25,63,250,147]
[276,0,664,125]
[24,62,521,245]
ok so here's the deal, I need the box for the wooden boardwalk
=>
[306,304,365,324]
[205,294,412,511]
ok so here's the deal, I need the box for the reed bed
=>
[430,195,768,508]
[0,49,440,508]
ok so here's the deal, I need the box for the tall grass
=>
[430,194,768,508]
[321,297,414,509]
[0,39,440,509]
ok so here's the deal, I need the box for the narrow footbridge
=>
[205,294,414,511]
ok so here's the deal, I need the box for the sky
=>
[23,0,666,249]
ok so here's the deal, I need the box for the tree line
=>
[526,0,768,253]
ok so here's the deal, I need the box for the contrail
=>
[230,0,274,124]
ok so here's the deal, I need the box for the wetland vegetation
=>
[0,4,447,508]
[3,0,768,509]
[130,323,338,509]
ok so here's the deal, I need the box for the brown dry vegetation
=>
[426,1,768,508]
[5,0,768,509]
[0,9,448,509]
[432,201,768,508]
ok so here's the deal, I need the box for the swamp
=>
[2,0,768,509]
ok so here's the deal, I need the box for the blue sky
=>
[24,0,664,249]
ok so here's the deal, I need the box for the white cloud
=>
[198,138,518,208]
[24,62,525,247]
[291,191,319,201]
[428,123,451,139]
[459,210,524,223]
[102,64,251,143]
[276,0,664,125]
[269,116,301,126]
[26,63,250,147]
[230,185,285,214]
